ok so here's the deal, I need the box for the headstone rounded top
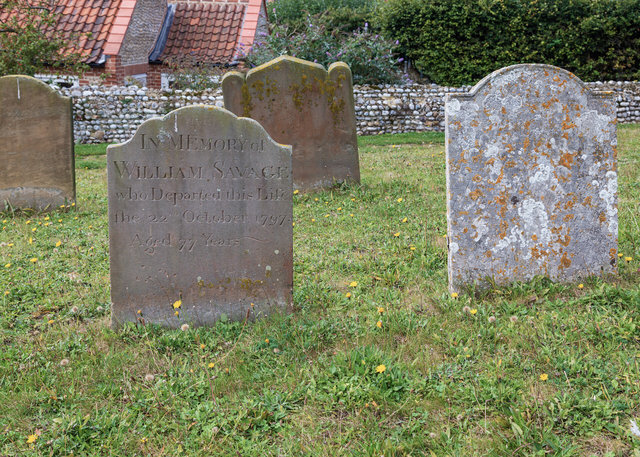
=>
[453,64,603,99]
[0,74,68,99]
[111,105,289,153]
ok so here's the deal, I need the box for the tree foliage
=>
[0,0,86,76]
[377,0,640,85]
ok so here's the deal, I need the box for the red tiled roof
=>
[160,2,246,65]
[0,0,134,64]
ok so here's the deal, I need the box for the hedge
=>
[377,0,640,85]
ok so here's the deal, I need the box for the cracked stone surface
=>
[445,64,618,291]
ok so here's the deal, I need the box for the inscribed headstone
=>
[0,75,75,210]
[222,56,360,191]
[446,64,617,290]
[107,106,293,328]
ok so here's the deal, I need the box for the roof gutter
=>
[149,4,176,63]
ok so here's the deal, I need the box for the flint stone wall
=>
[54,80,640,144]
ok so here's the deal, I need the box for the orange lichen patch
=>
[562,132,569,140]
[560,252,572,269]
[559,152,575,169]
[501,107,507,114]
[499,220,509,239]
[463,228,468,234]
[599,212,606,223]
[531,234,538,241]
[459,211,469,216]
[469,189,483,200]
[563,214,574,222]
[472,174,482,183]
[558,235,571,247]
[610,248,617,259]
[470,120,479,127]
[561,116,577,130]
[583,196,592,206]
[523,137,530,151]
[485,251,492,258]
[505,160,516,168]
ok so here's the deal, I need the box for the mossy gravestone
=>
[222,56,360,191]
[446,64,617,291]
[107,106,293,328]
[0,75,75,210]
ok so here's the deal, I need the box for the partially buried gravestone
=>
[0,75,75,210]
[222,56,360,191]
[446,64,617,291]
[107,106,293,328]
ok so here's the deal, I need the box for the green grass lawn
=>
[1,126,639,456]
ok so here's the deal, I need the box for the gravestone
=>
[0,75,75,210]
[107,106,293,328]
[446,64,617,290]
[222,56,360,191]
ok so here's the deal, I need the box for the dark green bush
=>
[377,0,640,85]
[268,0,377,30]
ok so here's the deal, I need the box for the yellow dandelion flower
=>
[324,214,329,218]
[409,245,416,251]
[393,232,400,237]
[625,256,632,262]
[4,291,9,296]
[2,220,6,223]
[47,319,54,324]
[200,343,205,349]
[265,338,269,343]
[44,222,50,226]
[377,306,385,314]
[402,217,408,223]
[578,283,584,289]
[25,220,31,225]
[375,364,386,373]
[345,292,352,298]
[311,218,316,222]
[137,309,142,315]
[350,213,354,217]
[376,320,382,328]
[351,198,355,201]
[250,302,255,307]
[208,362,215,368]
[74,217,78,220]
[31,227,37,232]
[55,241,62,247]
[337,207,342,211]
[27,434,37,444]
[618,253,624,258]
[470,309,478,315]
[59,205,65,209]
[451,292,458,299]
[539,373,548,381]
[58,219,62,222]
[293,190,299,195]
[8,243,13,247]
[28,237,33,244]
[349,281,358,287]
[397,198,403,203]
[44,216,50,221]
[292,222,295,226]
[314,198,319,201]
[173,299,182,309]
[140,437,147,444]
[4,263,10,268]
[71,203,75,207]
[30,257,38,263]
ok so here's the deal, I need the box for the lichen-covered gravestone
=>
[107,106,293,328]
[222,56,360,191]
[0,75,75,210]
[446,64,617,291]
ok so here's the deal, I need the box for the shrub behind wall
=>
[378,0,640,86]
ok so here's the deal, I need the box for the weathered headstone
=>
[446,64,617,290]
[107,106,293,328]
[222,56,360,191]
[0,75,75,210]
